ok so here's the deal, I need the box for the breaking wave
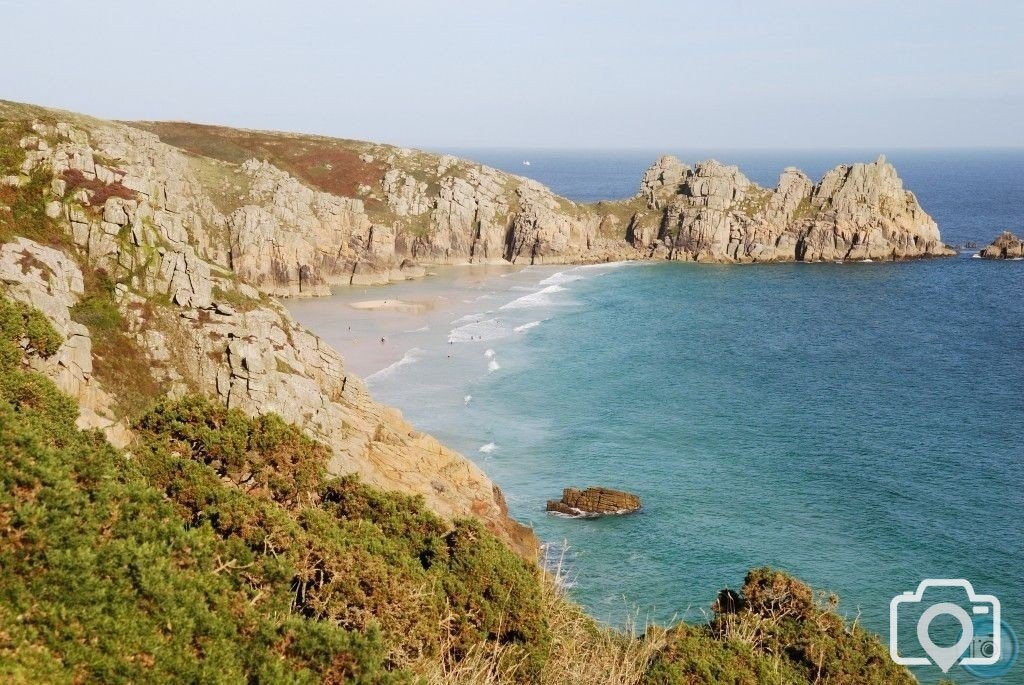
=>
[366,347,425,382]
[500,284,567,310]
[448,318,510,343]
[539,271,584,286]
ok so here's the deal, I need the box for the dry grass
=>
[415,544,665,685]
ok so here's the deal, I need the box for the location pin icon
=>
[917,603,974,673]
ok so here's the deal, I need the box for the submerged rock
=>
[546,487,641,517]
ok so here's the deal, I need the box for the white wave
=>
[514,320,541,333]
[479,442,497,453]
[464,394,472,406]
[448,317,510,343]
[484,348,495,358]
[971,253,982,259]
[366,348,425,382]
[499,284,567,310]
[861,259,874,263]
[539,271,584,286]
[404,325,429,333]
[487,359,501,373]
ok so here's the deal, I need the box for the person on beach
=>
[380,337,385,344]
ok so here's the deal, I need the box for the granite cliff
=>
[128,120,954,298]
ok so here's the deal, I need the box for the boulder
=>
[546,487,641,517]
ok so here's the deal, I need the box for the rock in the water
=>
[979,231,1024,259]
[546,487,641,517]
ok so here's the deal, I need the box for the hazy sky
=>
[4,1,1022,149]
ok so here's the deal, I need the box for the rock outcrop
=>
[0,237,125,443]
[979,231,1024,259]
[647,154,953,263]
[546,487,642,517]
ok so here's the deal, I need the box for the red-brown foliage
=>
[61,168,137,206]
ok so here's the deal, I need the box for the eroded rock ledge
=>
[546,487,642,517]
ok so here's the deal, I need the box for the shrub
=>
[644,568,914,685]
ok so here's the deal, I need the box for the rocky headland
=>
[123,119,954,300]
[979,230,1024,259]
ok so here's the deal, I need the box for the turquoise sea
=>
[289,150,1023,683]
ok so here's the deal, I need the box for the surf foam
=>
[366,347,425,382]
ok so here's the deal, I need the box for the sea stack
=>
[546,487,642,517]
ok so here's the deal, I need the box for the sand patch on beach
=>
[350,299,432,313]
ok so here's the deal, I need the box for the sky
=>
[3,0,1022,149]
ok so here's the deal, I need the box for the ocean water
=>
[288,150,1023,683]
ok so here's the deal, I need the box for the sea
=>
[287,149,1024,683]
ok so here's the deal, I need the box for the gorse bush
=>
[642,568,914,685]
[134,395,551,676]
[0,292,913,683]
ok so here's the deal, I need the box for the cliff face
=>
[0,102,532,554]
[634,155,951,263]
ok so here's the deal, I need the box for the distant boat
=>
[522,160,531,166]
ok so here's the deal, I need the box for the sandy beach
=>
[286,263,562,380]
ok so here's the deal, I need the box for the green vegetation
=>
[644,568,912,684]
[0,290,915,684]
[0,115,69,248]
[70,269,163,419]
[0,293,548,682]
[793,196,819,221]
[735,188,773,217]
